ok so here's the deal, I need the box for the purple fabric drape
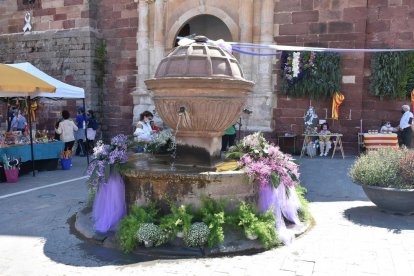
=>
[92,170,126,233]
[258,180,301,245]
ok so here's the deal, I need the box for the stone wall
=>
[95,0,137,139]
[0,28,100,132]
[273,0,414,153]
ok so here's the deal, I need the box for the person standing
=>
[74,108,86,156]
[221,125,237,152]
[399,105,413,148]
[10,110,27,132]
[86,110,98,153]
[55,110,78,151]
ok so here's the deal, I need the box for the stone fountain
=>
[122,36,256,211]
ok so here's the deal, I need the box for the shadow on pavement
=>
[343,206,414,232]
[298,157,370,203]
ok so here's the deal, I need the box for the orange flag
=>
[332,92,345,120]
[411,89,414,113]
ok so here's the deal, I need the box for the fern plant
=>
[159,204,193,240]
[116,203,160,253]
[236,202,278,249]
[295,185,311,223]
[198,197,226,247]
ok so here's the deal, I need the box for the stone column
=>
[249,0,275,132]
[152,0,166,76]
[132,0,152,125]
[238,0,253,81]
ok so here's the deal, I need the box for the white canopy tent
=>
[2,63,88,174]
[6,62,85,99]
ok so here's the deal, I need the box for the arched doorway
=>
[175,15,233,46]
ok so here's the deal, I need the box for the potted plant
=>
[135,223,162,248]
[159,204,193,239]
[184,222,210,247]
[349,148,414,214]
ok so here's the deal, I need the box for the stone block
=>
[64,0,84,6]
[63,20,75,29]
[313,0,330,9]
[54,13,67,21]
[379,6,409,19]
[318,10,342,21]
[301,0,314,10]
[397,32,413,40]
[33,8,56,17]
[349,0,369,7]
[292,11,319,23]
[274,35,297,43]
[274,12,292,24]
[328,21,354,33]
[309,22,327,34]
[368,0,388,6]
[279,23,309,35]
[343,7,368,21]
[275,0,302,12]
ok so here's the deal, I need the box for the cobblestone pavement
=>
[0,157,413,276]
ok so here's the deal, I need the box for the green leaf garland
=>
[370,52,414,99]
[281,51,341,100]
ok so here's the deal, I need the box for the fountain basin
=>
[121,154,257,212]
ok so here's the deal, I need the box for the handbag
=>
[86,128,96,140]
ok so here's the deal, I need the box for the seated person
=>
[150,120,161,132]
[318,123,331,157]
[380,121,397,134]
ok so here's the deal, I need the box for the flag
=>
[411,89,414,113]
[332,92,345,120]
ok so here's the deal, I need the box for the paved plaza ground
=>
[0,156,413,276]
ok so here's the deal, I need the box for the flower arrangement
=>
[349,148,414,189]
[227,132,300,188]
[145,129,175,154]
[135,223,163,247]
[86,134,129,188]
[282,51,315,85]
[1,154,20,170]
[184,222,210,247]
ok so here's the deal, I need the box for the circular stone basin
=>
[120,154,257,212]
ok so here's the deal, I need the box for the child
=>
[319,123,331,156]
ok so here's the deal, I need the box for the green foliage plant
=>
[184,222,210,247]
[116,203,160,253]
[198,197,226,247]
[295,185,311,223]
[281,52,341,99]
[349,148,414,189]
[370,52,414,99]
[159,204,193,240]
[236,202,278,249]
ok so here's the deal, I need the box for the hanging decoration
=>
[30,100,38,122]
[281,51,341,99]
[411,89,414,113]
[332,92,345,120]
[23,11,32,32]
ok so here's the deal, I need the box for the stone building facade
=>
[1,0,414,151]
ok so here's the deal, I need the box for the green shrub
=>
[198,197,226,247]
[236,202,278,249]
[116,203,160,253]
[398,151,414,188]
[184,222,210,247]
[159,204,193,240]
[349,148,409,188]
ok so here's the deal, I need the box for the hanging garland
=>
[281,51,341,99]
[370,52,414,99]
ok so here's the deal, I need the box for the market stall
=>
[0,62,86,178]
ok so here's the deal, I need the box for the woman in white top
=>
[55,110,78,151]
[134,111,155,142]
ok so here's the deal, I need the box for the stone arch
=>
[167,6,239,49]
